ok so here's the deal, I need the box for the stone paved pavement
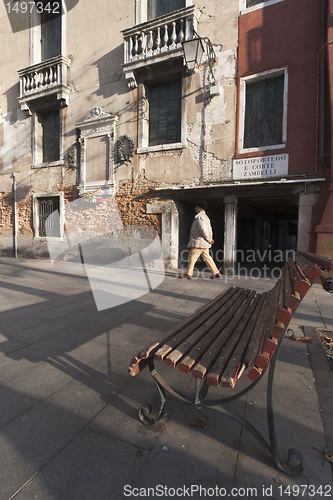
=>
[0,257,332,500]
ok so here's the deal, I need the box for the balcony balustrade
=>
[18,55,71,112]
[122,6,200,88]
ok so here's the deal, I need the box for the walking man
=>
[180,201,221,279]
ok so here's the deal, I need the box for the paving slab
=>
[12,428,149,500]
[0,386,38,428]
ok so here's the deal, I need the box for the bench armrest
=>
[298,250,333,272]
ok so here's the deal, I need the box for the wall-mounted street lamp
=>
[182,29,217,87]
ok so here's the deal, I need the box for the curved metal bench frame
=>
[139,324,303,476]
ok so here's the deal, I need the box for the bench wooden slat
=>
[181,289,253,377]
[164,288,244,367]
[133,286,236,362]
[296,254,323,282]
[242,291,271,368]
[155,287,242,362]
[128,358,149,376]
[204,291,258,386]
[221,293,267,386]
[285,260,301,311]
[288,257,311,296]
[220,296,263,388]
[276,267,292,324]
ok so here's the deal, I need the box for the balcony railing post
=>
[179,19,184,44]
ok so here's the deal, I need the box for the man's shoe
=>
[178,274,192,279]
[210,273,221,279]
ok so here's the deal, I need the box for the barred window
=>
[38,196,60,237]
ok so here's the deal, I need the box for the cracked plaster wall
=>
[138,0,238,188]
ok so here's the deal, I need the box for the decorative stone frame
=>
[76,107,119,195]
[238,66,288,154]
[32,191,65,240]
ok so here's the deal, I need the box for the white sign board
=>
[233,154,288,180]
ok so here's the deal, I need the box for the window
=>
[30,0,64,65]
[246,0,265,6]
[41,9,61,61]
[147,0,185,20]
[135,0,191,24]
[239,68,287,152]
[41,110,60,162]
[33,107,62,166]
[149,80,182,146]
[37,196,60,237]
[240,0,284,14]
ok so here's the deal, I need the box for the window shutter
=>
[244,74,284,148]
[149,80,181,146]
[263,75,284,146]
[42,111,60,163]
[41,10,61,61]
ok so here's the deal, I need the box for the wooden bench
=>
[128,253,329,475]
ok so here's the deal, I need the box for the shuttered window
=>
[244,74,284,149]
[41,8,61,60]
[148,0,185,20]
[149,80,182,146]
[41,110,60,163]
[38,196,60,237]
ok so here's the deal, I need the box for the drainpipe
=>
[319,0,328,163]
[11,173,17,258]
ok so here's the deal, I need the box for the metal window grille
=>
[38,197,60,237]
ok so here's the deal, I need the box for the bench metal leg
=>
[267,336,304,475]
[139,354,304,475]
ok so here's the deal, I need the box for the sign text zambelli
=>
[233,154,288,180]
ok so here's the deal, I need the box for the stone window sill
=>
[137,142,186,154]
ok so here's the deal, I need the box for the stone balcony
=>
[18,55,71,113]
[122,5,200,88]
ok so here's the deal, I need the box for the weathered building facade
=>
[0,0,332,272]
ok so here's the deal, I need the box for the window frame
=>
[238,67,288,154]
[30,0,66,65]
[148,79,182,147]
[240,0,284,15]
[137,71,187,153]
[32,105,63,168]
[32,192,64,241]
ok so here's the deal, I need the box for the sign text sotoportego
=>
[233,154,288,180]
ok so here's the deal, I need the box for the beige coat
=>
[187,211,213,249]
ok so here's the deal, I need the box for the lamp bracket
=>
[193,29,217,85]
